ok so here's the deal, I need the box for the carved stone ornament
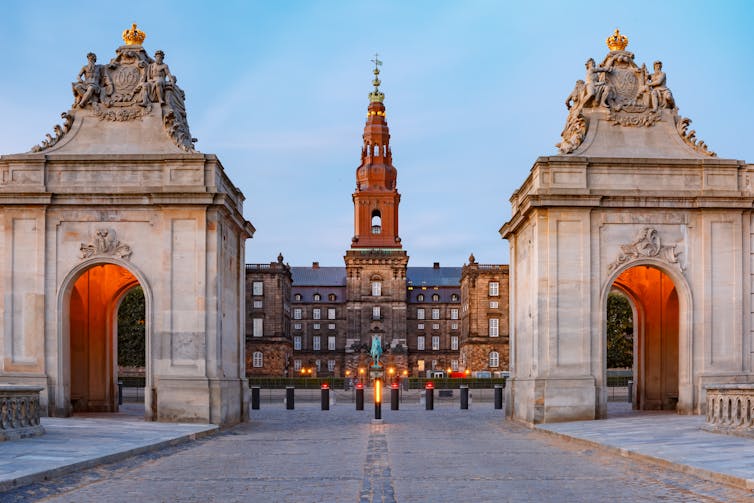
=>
[557,30,715,157]
[80,228,133,260]
[29,112,74,152]
[608,227,682,272]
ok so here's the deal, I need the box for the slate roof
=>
[406,267,462,287]
[291,267,347,286]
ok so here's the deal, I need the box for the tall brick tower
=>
[344,56,409,372]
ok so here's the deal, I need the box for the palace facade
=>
[245,63,509,378]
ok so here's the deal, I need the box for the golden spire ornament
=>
[606,28,628,51]
[122,23,146,45]
[368,53,385,103]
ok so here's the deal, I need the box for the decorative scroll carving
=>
[557,30,715,156]
[29,112,74,152]
[675,116,716,157]
[0,386,44,441]
[608,227,681,272]
[80,228,133,260]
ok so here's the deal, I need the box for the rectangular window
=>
[372,281,382,296]
[489,282,499,296]
[327,308,336,320]
[252,281,263,296]
[293,336,302,350]
[313,308,321,320]
[417,360,425,371]
[293,308,302,320]
[451,336,458,350]
[417,308,425,320]
[328,336,336,351]
[417,336,425,351]
[450,322,458,330]
[432,323,440,330]
[417,323,424,330]
[328,323,336,330]
[431,308,440,320]
[253,300,263,309]
[489,318,499,337]
[313,323,320,330]
[372,306,381,320]
[489,301,499,309]
[450,308,459,320]
[252,352,263,368]
[489,352,499,368]
[432,336,440,350]
[313,336,321,351]
[294,359,302,371]
[294,323,302,330]
[252,318,263,337]
[327,360,336,372]
[451,359,459,371]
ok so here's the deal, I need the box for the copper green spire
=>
[369,53,385,103]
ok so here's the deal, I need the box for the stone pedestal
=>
[702,384,754,438]
[0,386,45,441]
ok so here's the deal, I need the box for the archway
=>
[609,265,679,411]
[67,263,143,414]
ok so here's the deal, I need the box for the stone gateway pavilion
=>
[0,26,254,426]
[502,30,754,424]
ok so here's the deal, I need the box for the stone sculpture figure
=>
[370,335,383,368]
[143,50,175,105]
[565,80,585,110]
[583,58,611,108]
[645,61,675,110]
[72,53,102,108]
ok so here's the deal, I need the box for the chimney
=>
[312,261,320,269]
[433,262,440,269]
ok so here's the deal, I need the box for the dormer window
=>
[313,293,321,302]
[417,294,424,302]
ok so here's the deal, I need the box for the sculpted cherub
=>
[583,58,611,108]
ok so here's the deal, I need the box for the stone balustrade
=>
[0,385,45,441]
[702,384,754,438]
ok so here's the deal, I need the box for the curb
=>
[534,426,754,492]
[0,425,218,493]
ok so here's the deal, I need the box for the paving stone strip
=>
[360,424,396,503]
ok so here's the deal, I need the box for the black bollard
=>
[251,386,260,410]
[286,386,295,410]
[494,384,503,410]
[425,383,434,411]
[391,383,399,411]
[117,380,123,406]
[460,385,469,409]
[356,383,364,410]
[321,384,330,411]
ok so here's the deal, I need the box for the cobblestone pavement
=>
[3,404,753,502]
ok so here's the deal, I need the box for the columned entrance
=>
[610,265,679,411]
[66,262,145,415]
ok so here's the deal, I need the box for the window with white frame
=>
[450,323,458,330]
[252,318,263,337]
[327,360,336,372]
[327,308,336,320]
[293,336,302,350]
[451,336,458,350]
[294,323,302,330]
[253,300,263,308]
[252,281,263,296]
[313,323,320,330]
[328,323,336,330]
[432,323,440,330]
[371,281,382,296]
[432,336,440,350]
[294,293,302,301]
[432,294,439,302]
[431,308,440,320]
[489,318,499,337]
[293,308,302,320]
[313,308,321,320]
[451,359,459,371]
[489,301,499,309]
[328,336,335,351]
[252,351,263,367]
[417,323,424,330]
[293,359,302,371]
[417,294,424,302]
[450,308,459,320]
[489,351,500,368]
[313,336,321,351]
[489,282,499,296]
[417,336,425,350]
[313,293,321,301]
[417,308,425,320]
[372,306,381,320]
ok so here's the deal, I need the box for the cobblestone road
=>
[4,405,752,502]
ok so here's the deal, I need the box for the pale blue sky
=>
[1,1,753,266]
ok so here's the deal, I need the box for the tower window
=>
[371,281,382,297]
[371,210,382,234]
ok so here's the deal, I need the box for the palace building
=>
[246,61,509,378]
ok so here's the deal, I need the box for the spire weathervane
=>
[369,53,385,103]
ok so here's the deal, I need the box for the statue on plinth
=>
[369,335,383,368]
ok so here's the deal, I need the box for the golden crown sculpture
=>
[606,28,628,51]
[122,23,146,45]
